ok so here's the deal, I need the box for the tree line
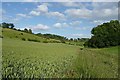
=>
[1,22,89,42]
[84,20,120,48]
[1,22,32,34]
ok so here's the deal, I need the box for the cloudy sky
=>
[2,2,118,38]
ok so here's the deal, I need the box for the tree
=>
[2,22,9,28]
[84,20,120,48]
[9,23,14,29]
[24,28,28,33]
[70,38,73,41]
[28,29,32,34]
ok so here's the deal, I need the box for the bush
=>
[22,38,26,41]
[0,35,3,38]
[15,36,18,38]
[20,33,23,35]
[85,20,120,48]
[28,38,40,42]
[43,40,48,43]
[61,40,65,43]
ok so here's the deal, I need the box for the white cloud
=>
[16,13,30,18]
[65,8,92,19]
[92,20,109,25]
[70,33,91,38]
[72,34,83,37]
[36,4,48,13]
[93,8,118,20]
[30,24,50,31]
[29,3,48,16]
[61,2,84,7]
[28,3,66,21]
[47,11,66,21]
[75,26,92,30]
[65,2,118,21]
[2,17,20,23]
[29,11,40,16]
[53,22,68,28]
[70,21,82,27]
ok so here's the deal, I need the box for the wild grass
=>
[2,28,119,78]
[2,38,79,78]
[74,47,118,78]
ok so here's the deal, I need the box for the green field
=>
[2,28,119,78]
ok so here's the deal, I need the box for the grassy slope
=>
[2,28,119,78]
[2,38,80,78]
[2,28,61,43]
[2,28,46,42]
[74,47,118,78]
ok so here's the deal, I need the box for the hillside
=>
[2,28,61,43]
[1,25,119,78]
[2,37,119,78]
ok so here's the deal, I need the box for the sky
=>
[1,2,118,38]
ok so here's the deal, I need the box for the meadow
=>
[2,28,119,78]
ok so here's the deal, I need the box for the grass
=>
[2,28,61,43]
[2,28,119,78]
[2,38,80,78]
[74,47,118,78]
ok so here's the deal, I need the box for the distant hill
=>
[1,22,88,46]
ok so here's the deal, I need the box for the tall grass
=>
[74,47,118,78]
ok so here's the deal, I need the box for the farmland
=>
[2,38,80,78]
[1,28,119,78]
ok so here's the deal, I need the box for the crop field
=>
[2,37,119,78]
[2,38,80,78]
[1,27,119,78]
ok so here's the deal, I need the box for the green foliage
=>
[2,38,78,78]
[28,38,40,42]
[36,33,68,42]
[1,22,14,29]
[28,29,32,34]
[85,20,120,48]
[74,46,118,78]
[21,38,26,41]
[2,28,46,43]
[43,40,48,43]
[23,28,29,33]
[2,38,118,78]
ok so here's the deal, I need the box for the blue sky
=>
[2,2,118,38]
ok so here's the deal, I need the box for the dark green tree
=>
[9,23,14,29]
[2,22,10,28]
[85,20,120,48]
[28,29,32,34]
[24,28,28,33]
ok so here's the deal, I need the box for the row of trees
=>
[69,38,89,42]
[1,22,32,34]
[1,22,15,29]
[36,33,67,42]
[84,20,120,48]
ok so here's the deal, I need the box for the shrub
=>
[28,38,40,42]
[0,35,3,38]
[61,40,65,43]
[85,20,120,48]
[15,36,18,38]
[20,33,23,35]
[22,38,26,41]
[80,48,83,50]
[43,40,48,43]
